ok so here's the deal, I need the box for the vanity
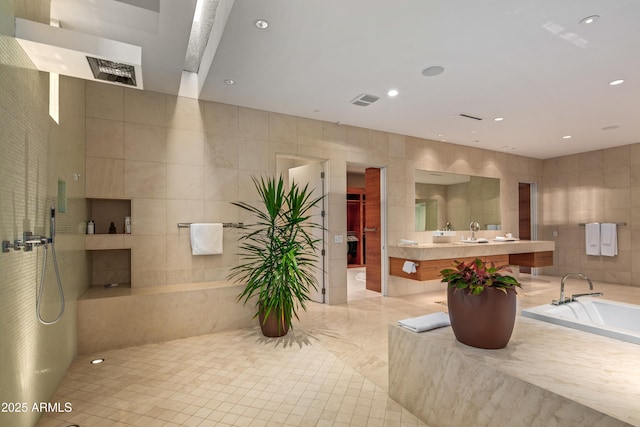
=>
[393,168,553,295]
[389,240,555,282]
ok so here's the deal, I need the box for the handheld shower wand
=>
[50,206,55,244]
[36,206,65,325]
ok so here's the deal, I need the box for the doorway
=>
[278,156,327,303]
[346,164,386,300]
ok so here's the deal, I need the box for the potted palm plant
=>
[440,258,521,349]
[229,175,324,337]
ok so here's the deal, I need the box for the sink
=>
[432,230,456,237]
[460,238,489,244]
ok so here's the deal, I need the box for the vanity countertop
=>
[388,239,555,261]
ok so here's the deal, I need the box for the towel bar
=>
[177,222,245,229]
[578,222,626,226]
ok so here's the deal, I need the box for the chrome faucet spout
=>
[571,292,603,300]
[553,272,597,305]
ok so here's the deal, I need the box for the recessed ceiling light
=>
[437,133,444,137]
[609,79,624,86]
[579,15,599,25]
[254,19,269,29]
[91,358,105,364]
[562,135,572,139]
[422,66,445,77]
[224,79,235,85]
[494,117,504,122]
[387,89,399,97]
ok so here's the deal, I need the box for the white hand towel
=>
[600,223,618,257]
[585,223,600,256]
[190,223,223,255]
[402,260,417,274]
[398,312,451,333]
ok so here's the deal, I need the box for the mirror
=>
[415,170,501,232]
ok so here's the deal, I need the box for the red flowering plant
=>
[440,258,521,295]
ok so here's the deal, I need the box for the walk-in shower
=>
[2,207,65,324]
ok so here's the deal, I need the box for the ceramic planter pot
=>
[258,306,289,337]
[447,286,517,349]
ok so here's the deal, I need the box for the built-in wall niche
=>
[91,249,131,287]
[415,170,500,232]
[88,198,131,234]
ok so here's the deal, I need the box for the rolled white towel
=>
[397,312,451,333]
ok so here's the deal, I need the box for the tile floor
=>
[37,273,639,426]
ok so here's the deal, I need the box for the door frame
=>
[277,155,329,303]
[347,163,388,298]
[380,167,388,296]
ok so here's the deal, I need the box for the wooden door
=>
[518,183,532,274]
[365,168,381,292]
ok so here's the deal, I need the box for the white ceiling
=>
[50,0,640,159]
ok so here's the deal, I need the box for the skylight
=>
[184,0,219,73]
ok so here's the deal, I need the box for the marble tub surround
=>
[389,280,640,427]
[389,322,637,426]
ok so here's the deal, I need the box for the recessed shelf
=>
[85,234,132,250]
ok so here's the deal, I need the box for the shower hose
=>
[36,241,65,325]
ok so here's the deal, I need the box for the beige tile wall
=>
[0,2,90,426]
[85,83,546,303]
[541,145,640,286]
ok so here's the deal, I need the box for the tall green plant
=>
[229,175,324,333]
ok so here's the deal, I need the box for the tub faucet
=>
[553,273,599,305]
[571,291,603,301]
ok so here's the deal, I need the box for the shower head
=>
[14,18,143,89]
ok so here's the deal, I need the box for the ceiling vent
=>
[351,93,380,107]
[14,18,143,89]
[87,57,137,87]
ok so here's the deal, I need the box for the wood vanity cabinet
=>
[389,254,509,281]
[508,251,553,267]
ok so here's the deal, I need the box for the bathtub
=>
[521,297,640,345]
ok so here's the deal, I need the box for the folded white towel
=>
[190,223,223,255]
[585,223,600,256]
[600,223,618,257]
[402,260,417,274]
[398,312,451,333]
[399,239,418,245]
